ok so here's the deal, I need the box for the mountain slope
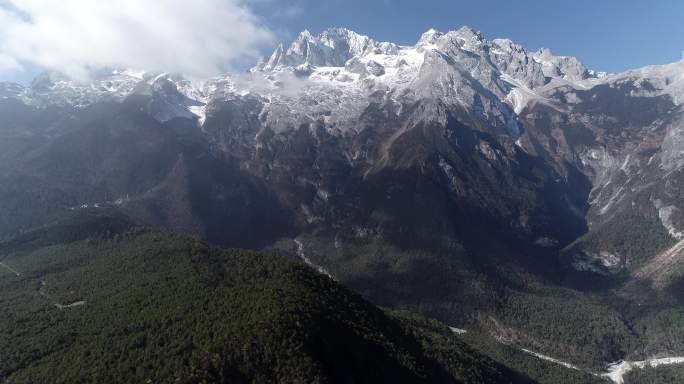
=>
[1,25,684,378]
[0,211,540,383]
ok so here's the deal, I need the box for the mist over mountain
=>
[2,25,684,383]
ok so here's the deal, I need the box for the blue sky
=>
[1,0,682,83]
[256,0,684,73]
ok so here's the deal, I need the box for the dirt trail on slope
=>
[2,262,87,311]
[39,280,87,310]
[294,239,334,279]
[634,238,684,287]
[0,261,21,276]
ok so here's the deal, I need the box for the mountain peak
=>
[318,27,375,54]
[531,47,591,81]
[417,28,444,46]
[535,47,555,57]
[297,29,314,40]
[455,25,478,34]
[319,27,364,38]
[451,26,486,52]
[454,26,484,40]
[257,27,393,70]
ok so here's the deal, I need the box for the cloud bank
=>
[0,0,275,79]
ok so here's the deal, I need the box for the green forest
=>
[0,211,681,383]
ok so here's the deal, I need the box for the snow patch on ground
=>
[39,280,87,310]
[55,301,87,310]
[188,105,207,126]
[519,348,583,371]
[69,195,131,211]
[500,74,550,115]
[515,137,524,149]
[494,336,586,373]
[294,239,334,279]
[493,332,684,383]
[448,327,467,335]
[438,157,458,190]
[659,206,684,239]
[488,327,684,384]
[599,185,625,215]
[572,251,621,275]
[635,238,684,283]
[620,154,631,172]
[1,267,86,310]
[603,357,684,384]
[653,199,684,239]
[0,261,21,277]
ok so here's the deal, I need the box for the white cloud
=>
[0,0,275,80]
[282,4,304,19]
[0,53,21,72]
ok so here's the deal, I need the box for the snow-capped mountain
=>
[2,26,684,371]
[4,26,684,251]
[8,26,680,137]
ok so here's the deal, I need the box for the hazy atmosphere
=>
[1,1,684,383]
